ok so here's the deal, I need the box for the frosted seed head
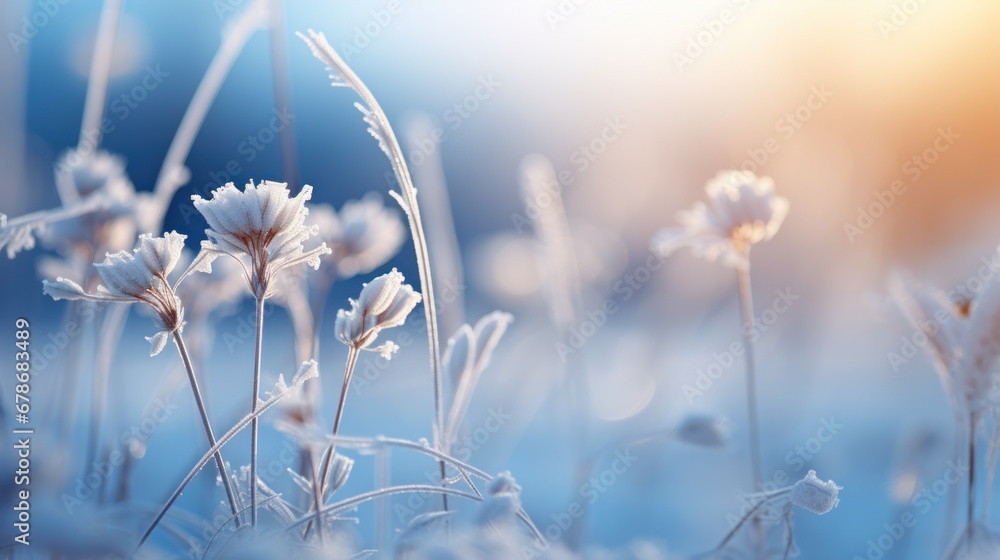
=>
[375,282,422,330]
[488,471,521,497]
[356,268,404,316]
[791,470,842,515]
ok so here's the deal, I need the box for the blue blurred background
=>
[3,0,1000,557]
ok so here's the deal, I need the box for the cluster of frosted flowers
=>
[192,180,332,299]
[334,268,421,359]
[652,170,789,269]
[43,232,188,356]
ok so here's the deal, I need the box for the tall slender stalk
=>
[968,411,977,548]
[306,346,360,538]
[133,361,317,553]
[736,262,764,489]
[250,297,266,526]
[299,30,447,506]
[172,331,241,524]
[78,0,122,153]
[735,258,764,552]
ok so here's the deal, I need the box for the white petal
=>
[357,269,404,316]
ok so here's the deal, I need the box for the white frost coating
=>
[335,268,421,360]
[791,470,842,515]
[192,180,331,299]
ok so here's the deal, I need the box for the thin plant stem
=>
[306,346,360,538]
[306,448,326,547]
[172,331,241,524]
[78,0,123,152]
[131,369,312,554]
[250,297,266,526]
[375,447,391,556]
[736,259,765,552]
[405,116,465,338]
[982,416,1000,523]
[287,485,481,532]
[968,411,977,552]
[298,31,448,508]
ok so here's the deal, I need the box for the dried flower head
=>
[42,232,189,356]
[192,180,332,299]
[310,194,406,279]
[334,268,421,359]
[652,170,789,269]
[889,267,1000,416]
[790,470,842,515]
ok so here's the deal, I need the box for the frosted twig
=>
[297,30,448,508]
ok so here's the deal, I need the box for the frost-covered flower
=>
[478,472,523,526]
[652,170,789,269]
[790,470,842,515]
[192,180,331,299]
[310,194,406,279]
[42,232,189,356]
[334,268,421,359]
[2,150,137,260]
